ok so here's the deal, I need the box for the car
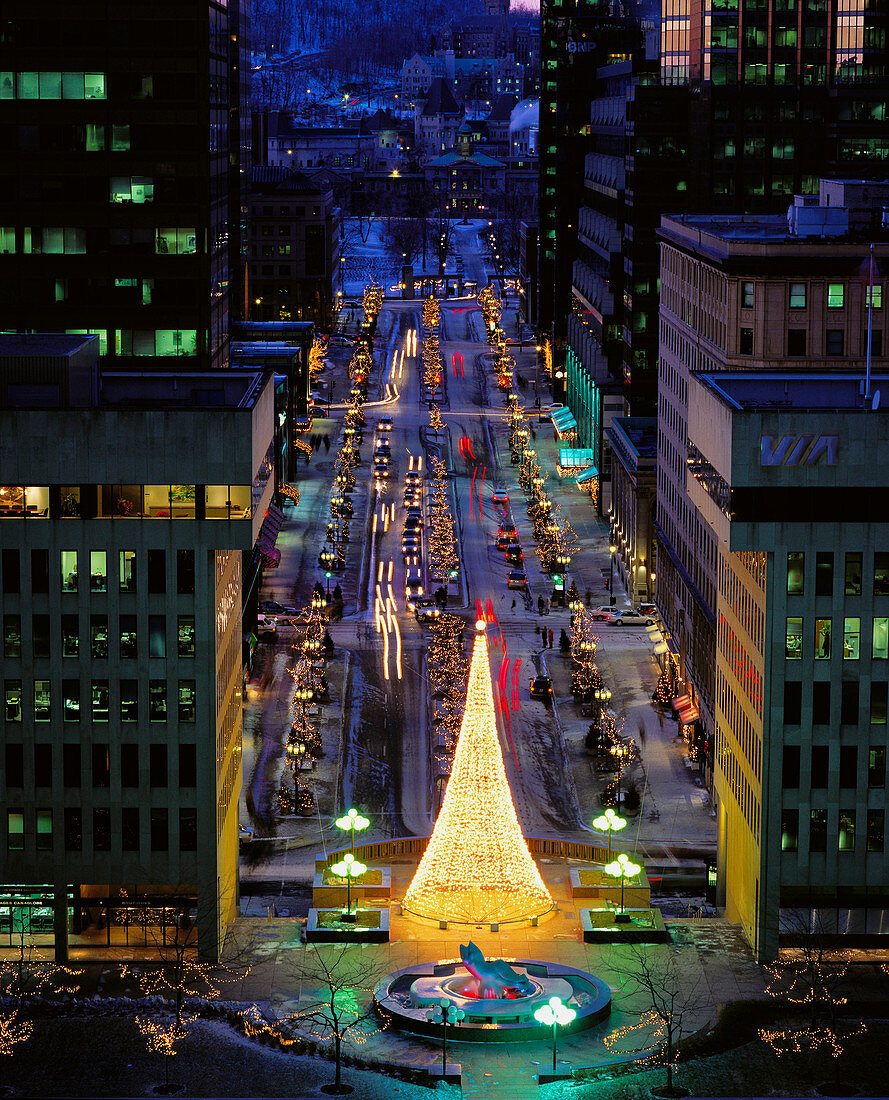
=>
[491,487,510,505]
[260,600,297,616]
[404,578,424,610]
[403,516,422,532]
[404,506,423,523]
[507,570,528,589]
[402,537,421,552]
[403,491,421,506]
[529,675,553,700]
[590,605,616,621]
[404,472,422,487]
[505,546,524,565]
[497,523,517,540]
[635,602,657,617]
[374,444,391,459]
[611,609,655,626]
[378,417,393,433]
[256,613,277,637]
[413,597,441,623]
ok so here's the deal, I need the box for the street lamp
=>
[533,996,577,1074]
[609,542,617,606]
[602,852,641,920]
[329,852,366,920]
[592,807,626,857]
[325,570,332,600]
[610,740,629,808]
[534,345,542,408]
[425,1000,464,1075]
[334,806,370,857]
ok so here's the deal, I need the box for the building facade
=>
[0,336,274,960]
[686,370,889,959]
[0,1,250,369]
[607,417,656,607]
[656,181,889,818]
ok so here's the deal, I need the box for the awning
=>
[559,448,596,470]
[672,693,700,724]
[654,642,669,655]
[648,630,664,645]
[552,408,578,431]
[575,466,599,484]
[257,503,285,567]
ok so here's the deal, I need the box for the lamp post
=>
[603,852,641,919]
[609,542,617,606]
[533,996,577,1074]
[329,852,366,919]
[534,344,542,408]
[334,806,370,857]
[592,807,626,859]
[610,740,628,808]
[325,570,332,600]
[425,1000,464,1074]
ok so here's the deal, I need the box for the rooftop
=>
[0,333,96,358]
[611,416,658,458]
[697,371,889,413]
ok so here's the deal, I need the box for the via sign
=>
[760,435,839,467]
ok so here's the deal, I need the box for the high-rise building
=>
[656,180,889,834]
[0,335,275,960]
[0,2,251,369]
[684,368,889,959]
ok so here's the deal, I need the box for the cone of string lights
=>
[403,622,554,924]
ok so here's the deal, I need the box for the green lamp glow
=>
[329,852,367,917]
[533,996,577,1072]
[602,852,642,918]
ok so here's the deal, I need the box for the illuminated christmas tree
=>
[403,625,553,923]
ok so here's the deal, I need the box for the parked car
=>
[529,675,553,700]
[507,570,528,589]
[256,614,277,637]
[404,577,424,610]
[260,600,297,616]
[590,605,615,621]
[491,486,510,505]
[635,602,657,617]
[611,609,655,626]
[413,597,441,623]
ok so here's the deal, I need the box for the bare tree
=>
[382,218,424,268]
[605,944,711,1097]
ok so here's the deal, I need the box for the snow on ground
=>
[341,219,400,296]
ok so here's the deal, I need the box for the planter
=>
[306,907,390,943]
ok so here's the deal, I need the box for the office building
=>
[607,417,657,607]
[0,2,251,369]
[686,369,889,959]
[0,335,275,960]
[656,179,889,818]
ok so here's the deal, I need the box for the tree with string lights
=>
[427,456,458,584]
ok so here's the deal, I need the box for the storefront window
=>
[786,617,803,659]
[786,552,804,594]
[844,618,860,659]
[61,549,78,591]
[815,618,832,659]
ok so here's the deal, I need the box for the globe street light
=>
[425,1000,465,1074]
[610,741,629,808]
[592,807,626,858]
[602,852,642,920]
[609,542,617,606]
[533,995,577,1073]
[329,852,366,920]
[334,806,370,858]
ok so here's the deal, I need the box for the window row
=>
[2,613,195,662]
[0,71,106,100]
[4,742,196,789]
[4,680,196,724]
[786,616,889,660]
[787,551,888,596]
[0,485,252,521]
[782,744,886,789]
[781,808,884,854]
[783,679,886,726]
[0,227,196,256]
[739,326,885,358]
[1,548,193,595]
[7,807,197,854]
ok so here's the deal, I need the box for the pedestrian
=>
[545,596,551,615]
[511,598,516,610]
[585,588,592,607]
[638,721,646,747]
[538,595,545,616]
[323,434,330,452]
[548,628,554,649]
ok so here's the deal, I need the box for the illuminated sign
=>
[760,435,839,467]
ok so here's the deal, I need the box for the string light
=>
[427,455,459,583]
[404,625,553,923]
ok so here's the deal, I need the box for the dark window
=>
[741,281,755,308]
[147,549,165,593]
[92,743,110,787]
[3,615,21,658]
[781,809,798,851]
[60,613,77,657]
[179,743,197,787]
[787,552,804,594]
[93,807,111,850]
[35,808,52,851]
[869,747,886,788]
[121,743,139,787]
[121,807,139,851]
[148,615,166,658]
[62,679,80,721]
[120,680,137,722]
[120,614,137,659]
[64,808,82,851]
[63,744,81,787]
[787,329,806,356]
[869,329,883,358]
[812,681,831,724]
[179,808,198,851]
[810,808,827,852]
[841,681,859,725]
[178,681,196,722]
[149,681,167,722]
[5,743,23,787]
[784,682,802,725]
[90,615,108,658]
[782,745,800,787]
[845,552,862,595]
[826,328,844,356]
[34,743,52,787]
[876,553,889,595]
[150,808,168,851]
[872,682,888,724]
[840,745,858,788]
[811,745,829,787]
[31,549,49,593]
[867,809,885,852]
[739,327,754,354]
[176,549,194,594]
[33,614,51,658]
[149,744,167,787]
[2,549,20,593]
[815,553,833,597]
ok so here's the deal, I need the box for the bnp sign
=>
[760,435,839,467]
